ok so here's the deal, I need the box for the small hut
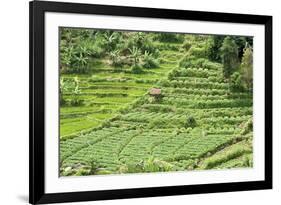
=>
[149,88,161,95]
[149,88,163,102]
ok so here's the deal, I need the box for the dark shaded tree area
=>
[220,36,240,78]
[208,35,253,62]
[206,35,253,92]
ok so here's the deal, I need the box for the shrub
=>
[75,168,91,176]
[119,158,173,173]
[185,116,197,128]
[142,51,159,69]
[201,61,222,71]
[229,72,244,92]
[143,157,173,172]
[182,40,192,51]
[126,162,144,173]
[131,64,143,74]
[88,160,99,175]
[188,46,207,58]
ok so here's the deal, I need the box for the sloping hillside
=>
[60,37,253,176]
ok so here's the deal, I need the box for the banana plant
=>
[59,77,72,105]
[143,50,151,59]
[103,32,118,51]
[61,45,76,68]
[128,46,141,66]
[134,32,145,45]
[74,52,88,68]
[73,76,81,95]
[109,49,121,66]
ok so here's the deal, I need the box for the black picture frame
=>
[29,0,272,204]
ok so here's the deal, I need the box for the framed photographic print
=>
[29,0,272,204]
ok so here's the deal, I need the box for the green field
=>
[59,29,253,176]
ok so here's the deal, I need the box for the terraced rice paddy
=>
[59,32,253,176]
[60,59,178,138]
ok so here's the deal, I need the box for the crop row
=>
[161,98,252,108]
[125,107,252,119]
[170,76,222,83]
[62,127,243,173]
[162,87,228,96]
[157,79,228,90]
[139,103,252,114]
[117,111,251,125]
[60,127,126,161]
[168,67,218,78]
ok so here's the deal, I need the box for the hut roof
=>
[149,88,161,95]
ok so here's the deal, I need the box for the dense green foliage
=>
[229,72,244,92]
[220,37,239,78]
[240,45,253,90]
[59,28,253,176]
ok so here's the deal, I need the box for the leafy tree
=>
[220,37,239,78]
[207,36,252,62]
[142,51,159,69]
[240,44,253,90]
[233,37,253,60]
[208,35,225,62]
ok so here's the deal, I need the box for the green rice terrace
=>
[59,28,253,176]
